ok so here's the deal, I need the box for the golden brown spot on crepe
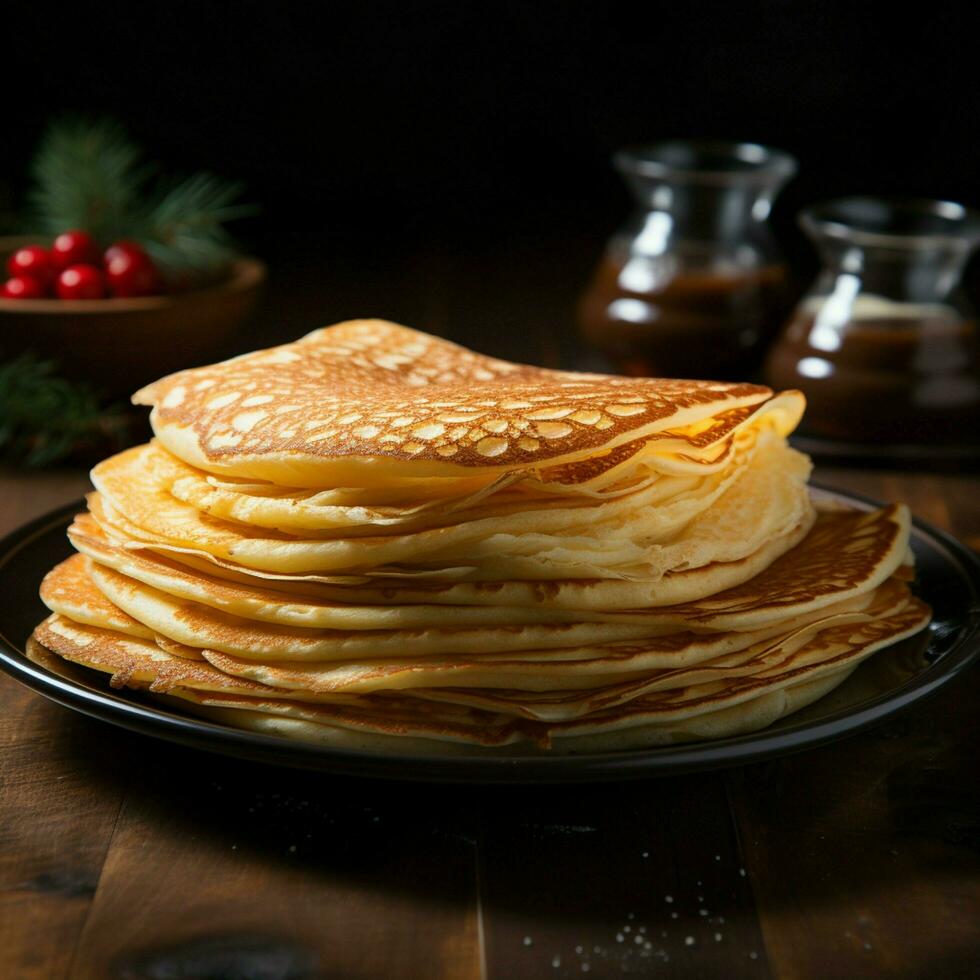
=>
[535,422,573,440]
[207,392,241,409]
[476,437,509,457]
[208,433,242,449]
[162,386,186,408]
[606,404,647,417]
[411,423,445,440]
[232,410,268,432]
[526,406,575,421]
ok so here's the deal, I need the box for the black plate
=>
[0,489,978,783]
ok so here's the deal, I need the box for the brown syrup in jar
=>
[765,196,980,447]
[765,310,980,443]
[578,256,792,380]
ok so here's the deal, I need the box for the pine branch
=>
[29,117,152,244]
[142,173,258,274]
[0,354,118,466]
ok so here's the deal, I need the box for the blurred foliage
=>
[30,118,147,247]
[0,353,126,466]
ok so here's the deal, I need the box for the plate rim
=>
[0,487,977,784]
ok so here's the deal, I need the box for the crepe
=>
[133,320,802,487]
[27,321,931,753]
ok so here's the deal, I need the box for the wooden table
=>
[1,464,978,980]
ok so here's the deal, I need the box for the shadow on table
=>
[12,672,979,979]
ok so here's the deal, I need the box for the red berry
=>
[104,242,162,297]
[51,230,99,270]
[56,264,106,300]
[7,245,53,285]
[2,275,46,299]
[103,239,147,265]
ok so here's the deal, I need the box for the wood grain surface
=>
[0,463,978,980]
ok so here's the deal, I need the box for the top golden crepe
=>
[29,320,930,752]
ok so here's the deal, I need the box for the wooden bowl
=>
[0,236,265,397]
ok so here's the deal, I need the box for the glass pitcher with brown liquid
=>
[765,197,980,445]
[578,140,797,379]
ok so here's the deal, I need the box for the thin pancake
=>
[134,320,792,486]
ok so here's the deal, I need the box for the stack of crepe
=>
[29,321,930,753]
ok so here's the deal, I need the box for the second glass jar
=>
[765,197,980,444]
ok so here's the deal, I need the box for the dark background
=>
[3,0,977,362]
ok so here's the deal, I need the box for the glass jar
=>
[577,140,797,379]
[765,197,980,444]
